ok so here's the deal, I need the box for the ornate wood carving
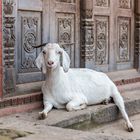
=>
[18,12,41,73]
[95,16,109,65]
[81,20,95,61]
[95,0,109,7]
[57,14,75,65]
[3,17,15,67]
[118,17,130,62]
[3,0,14,15]
[3,0,16,94]
[80,0,95,66]
[3,0,15,68]
[119,0,131,9]
[81,9,93,19]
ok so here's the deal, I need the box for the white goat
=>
[35,43,134,132]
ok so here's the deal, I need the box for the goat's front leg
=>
[39,101,53,120]
[66,98,87,112]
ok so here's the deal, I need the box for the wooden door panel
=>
[117,17,131,62]
[92,0,134,72]
[116,0,134,70]
[93,0,110,72]
[17,11,42,83]
[17,0,43,84]
[95,16,109,65]
[50,0,80,68]
[56,13,75,66]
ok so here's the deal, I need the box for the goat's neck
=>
[45,66,63,85]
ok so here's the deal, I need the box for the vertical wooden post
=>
[80,0,94,69]
[3,0,16,95]
[135,0,140,71]
[0,0,3,98]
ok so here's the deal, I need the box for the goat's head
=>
[35,43,70,74]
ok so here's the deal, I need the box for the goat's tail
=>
[111,86,134,132]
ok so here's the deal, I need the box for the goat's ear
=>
[61,49,70,73]
[35,52,46,74]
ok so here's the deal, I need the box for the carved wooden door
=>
[115,0,134,70]
[50,0,80,67]
[93,0,134,72]
[16,0,79,84]
[16,0,49,84]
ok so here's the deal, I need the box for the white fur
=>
[36,43,134,132]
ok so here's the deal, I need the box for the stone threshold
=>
[52,98,140,128]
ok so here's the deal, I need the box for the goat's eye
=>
[42,50,46,54]
[57,51,62,54]
[56,51,60,54]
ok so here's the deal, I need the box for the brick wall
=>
[0,0,2,98]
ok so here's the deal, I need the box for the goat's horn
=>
[32,43,47,48]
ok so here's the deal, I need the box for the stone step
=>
[118,82,140,93]
[41,89,140,128]
[107,69,140,81]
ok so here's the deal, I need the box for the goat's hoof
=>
[38,112,47,120]
[127,126,134,132]
[102,100,109,105]
[127,123,134,132]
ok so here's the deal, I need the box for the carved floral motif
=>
[118,17,130,62]
[95,0,109,7]
[95,16,109,65]
[19,16,41,72]
[22,17,38,53]
[81,20,94,61]
[3,0,14,15]
[58,16,74,61]
[3,0,15,67]
[119,0,131,9]
[81,9,93,19]
[23,55,36,69]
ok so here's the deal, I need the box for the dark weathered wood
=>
[134,0,140,71]
[81,0,135,72]
[15,0,80,84]
[16,10,42,84]
[3,0,17,95]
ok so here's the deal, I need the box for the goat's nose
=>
[48,61,54,65]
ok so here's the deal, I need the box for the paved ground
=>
[0,110,139,140]
[87,114,140,139]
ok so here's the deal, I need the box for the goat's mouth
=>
[46,64,57,69]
